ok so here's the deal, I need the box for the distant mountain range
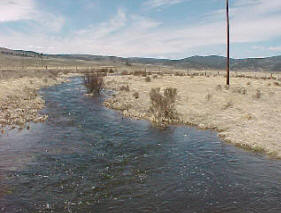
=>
[1,47,280,72]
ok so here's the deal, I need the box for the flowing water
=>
[0,77,281,213]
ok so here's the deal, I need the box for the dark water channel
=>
[0,77,281,213]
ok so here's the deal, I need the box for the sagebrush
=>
[149,88,178,125]
[83,73,104,95]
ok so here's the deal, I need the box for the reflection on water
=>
[0,77,281,213]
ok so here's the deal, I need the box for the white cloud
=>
[143,0,186,9]
[252,45,281,52]
[1,1,281,58]
[81,9,127,39]
[268,46,281,52]
[0,0,65,32]
[0,0,35,22]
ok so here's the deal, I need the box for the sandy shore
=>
[104,72,281,158]
[0,71,77,132]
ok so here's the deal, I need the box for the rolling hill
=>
[1,47,280,72]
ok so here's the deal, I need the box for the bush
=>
[133,92,139,99]
[175,72,184,76]
[83,73,104,95]
[206,93,212,101]
[133,71,146,76]
[121,70,128,75]
[232,87,247,95]
[149,88,178,125]
[216,85,222,91]
[222,100,233,110]
[253,89,261,99]
[120,85,130,92]
[145,76,151,82]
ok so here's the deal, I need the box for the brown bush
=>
[133,92,139,99]
[145,76,151,82]
[206,93,212,101]
[133,71,146,76]
[216,85,222,91]
[232,87,247,95]
[83,73,104,95]
[253,89,261,99]
[121,70,128,75]
[149,88,178,125]
[222,100,233,110]
[175,72,184,76]
[120,85,130,92]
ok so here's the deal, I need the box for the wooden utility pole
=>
[226,0,230,85]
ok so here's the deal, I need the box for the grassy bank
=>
[0,69,78,132]
[104,71,281,158]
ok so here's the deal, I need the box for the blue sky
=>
[0,0,281,59]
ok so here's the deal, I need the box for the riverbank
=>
[0,70,78,132]
[104,73,281,158]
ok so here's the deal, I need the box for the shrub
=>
[222,100,233,110]
[133,71,146,76]
[224,85,230,90]
[120,85,130,92]
[149,88,178,125]
[232,87,247,95]
[216,85,222,91]
[83,73,104,95]
[175,72,184,76]
[153,75,158,79]
[206,93,212,101]
[133,92,139,99]
[253,89,261,99]
[145,76,151,82]
[121,70,128,75]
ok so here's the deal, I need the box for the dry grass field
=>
[104,71,281,158]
